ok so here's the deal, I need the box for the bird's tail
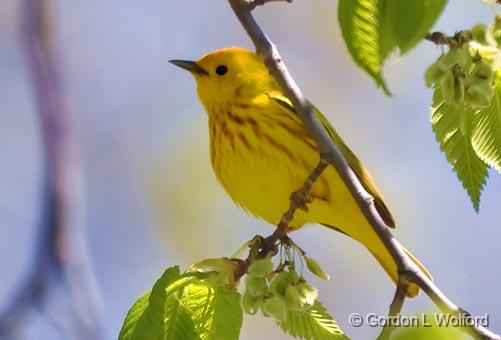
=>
[370,239,432,298]
[323,223,432,298]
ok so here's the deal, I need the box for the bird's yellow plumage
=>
[170,47,431,297]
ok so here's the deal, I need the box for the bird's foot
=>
[290,187,314,212]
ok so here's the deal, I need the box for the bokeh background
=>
[1,1,500,339]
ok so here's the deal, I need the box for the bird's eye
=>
[215,65,228,76]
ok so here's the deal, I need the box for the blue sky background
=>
[1,1,500,339]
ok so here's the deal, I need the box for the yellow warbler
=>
[170,47,431,297]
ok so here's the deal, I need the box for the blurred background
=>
[1,0,500,339]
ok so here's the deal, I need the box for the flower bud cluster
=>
[242,257,318,322]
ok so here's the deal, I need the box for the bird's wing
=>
[268,92,396,228]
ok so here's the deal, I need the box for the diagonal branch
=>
[228,0,501,339]
[0,0,102,338]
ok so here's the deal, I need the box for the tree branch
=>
[0,0,102,338]
[228,1,501,339]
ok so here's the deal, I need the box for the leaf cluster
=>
[119,244,346,340]
[426,25,501,210]
[339,1,501,210]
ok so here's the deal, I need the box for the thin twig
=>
[228,1,501,339]
[271,158,328,240]
[0,0,102,338]
[234,159,328,281]
[377,278,409,340]
[246,0,293,10]
[425,30,472,48]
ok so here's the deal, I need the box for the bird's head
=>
[170,47,276,110]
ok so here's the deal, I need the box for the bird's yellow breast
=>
[207,97,351,229]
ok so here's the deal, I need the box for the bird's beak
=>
[169,59,209,75]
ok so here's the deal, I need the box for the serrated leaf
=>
[181,283,243,340]
[338,0,447,94]
[278,301,347,340]
[120,267,243,340]
[119,266,181,340]
[431,91,489,211]
[472,71,501,173]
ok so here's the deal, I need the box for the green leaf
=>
[119,267,243,340]
[380,0,447,56]
[338,0,388,93]
[119,266,181,340]
[278,301,347,340]
[338,0,447,94]
[472,71,501,173]
[164,293,200,340]
[181,283,243,340]
[431,91,489,211]
[304,256,330,280]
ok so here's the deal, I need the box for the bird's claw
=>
[290,188,313,212]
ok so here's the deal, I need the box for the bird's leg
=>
[234,159,328,280]
[289,158,328,214]
[274,159,328,240]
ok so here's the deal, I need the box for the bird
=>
[170,47,431,297]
